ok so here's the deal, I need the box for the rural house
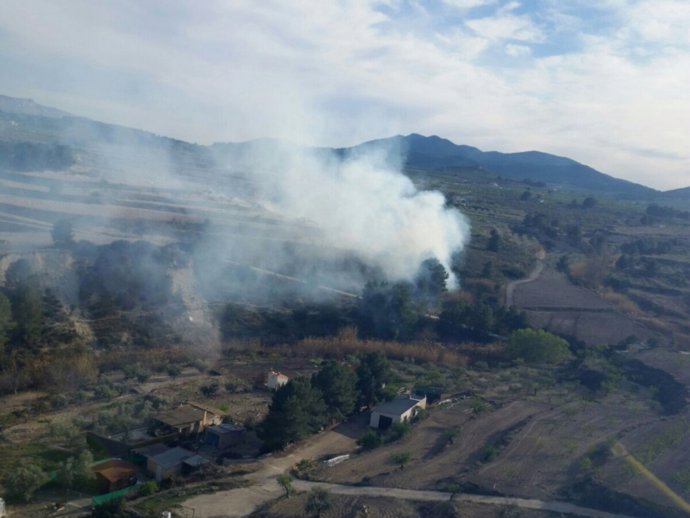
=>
[147,446,195,482]
[266,370,289,390]
[152,402,224,436]
[369,394,427,430]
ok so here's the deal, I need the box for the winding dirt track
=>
[505,250,545,307]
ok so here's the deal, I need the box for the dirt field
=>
[512,268,651,345]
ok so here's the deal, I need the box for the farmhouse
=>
[153,402,224,436]
[369,394,427,430]
[147,446,194,482]
[266,369,289,390]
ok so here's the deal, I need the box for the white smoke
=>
[230,138,470,287]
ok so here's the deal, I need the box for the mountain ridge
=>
[0,94,687,198]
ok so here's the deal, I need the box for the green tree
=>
[139,480,159,496]
[357,431,382,450]
[505,328,572,364]
[305,487,333,517]
[11,281,43,346]
[4,461,49,502]
[74,449,95,484]
[357,282,420,340]
[258,378,327,450]
[414,258,448,307]
[311,361,357,421]
[356,351,390,407]
[277,474,294,498]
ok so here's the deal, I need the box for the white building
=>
[266,370,289,390]
[369,394,427,429]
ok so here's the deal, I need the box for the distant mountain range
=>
[0,94,687,200]
[339,134,661,198]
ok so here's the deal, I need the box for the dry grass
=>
[295,327,468,366]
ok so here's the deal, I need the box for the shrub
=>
[357,431,382,450]
[139,480,159,496]
[384,422,411,443]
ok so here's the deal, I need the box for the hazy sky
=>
[1,0,689,190]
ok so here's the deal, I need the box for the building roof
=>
[156,406,206,428]
[372,395,424,416]
[206,423,245,435]
[149,447,194,469]
[92,459,138,483]
[132,443,169,459]
[188,401,225,416]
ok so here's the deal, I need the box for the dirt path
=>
[182,419,634,518]
[293,481,635,518]
[505,249,545,307]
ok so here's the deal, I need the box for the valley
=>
[0,96,690,518]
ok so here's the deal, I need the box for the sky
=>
[0,0,689,190]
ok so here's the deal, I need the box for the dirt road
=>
[183,418,635,518]
[505,249,545,307]
[293,480,635,518]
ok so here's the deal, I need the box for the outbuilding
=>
[91,459,138,493]
[369,394,427,430]
[204,423,245,450]
[147,446,194,482]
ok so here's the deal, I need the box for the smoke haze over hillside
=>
[217,139,469,287]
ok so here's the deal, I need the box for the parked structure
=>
[369,394,427,430]
[266,370,289,390]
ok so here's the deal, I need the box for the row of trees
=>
[257,352,390,450]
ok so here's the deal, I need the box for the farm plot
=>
[512,269,650,345]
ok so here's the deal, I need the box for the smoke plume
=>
[217,138,470,288]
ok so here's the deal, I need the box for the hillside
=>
[3,95,690,518]
[342,134,659,197]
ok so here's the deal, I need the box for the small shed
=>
[369,395,427,430]
[147,446,194,482]
[182,455,210,475]
[205,423,245,450]
[266,370,289,390]
[92,459,138,493]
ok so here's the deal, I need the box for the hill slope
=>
[342,134,658,197]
